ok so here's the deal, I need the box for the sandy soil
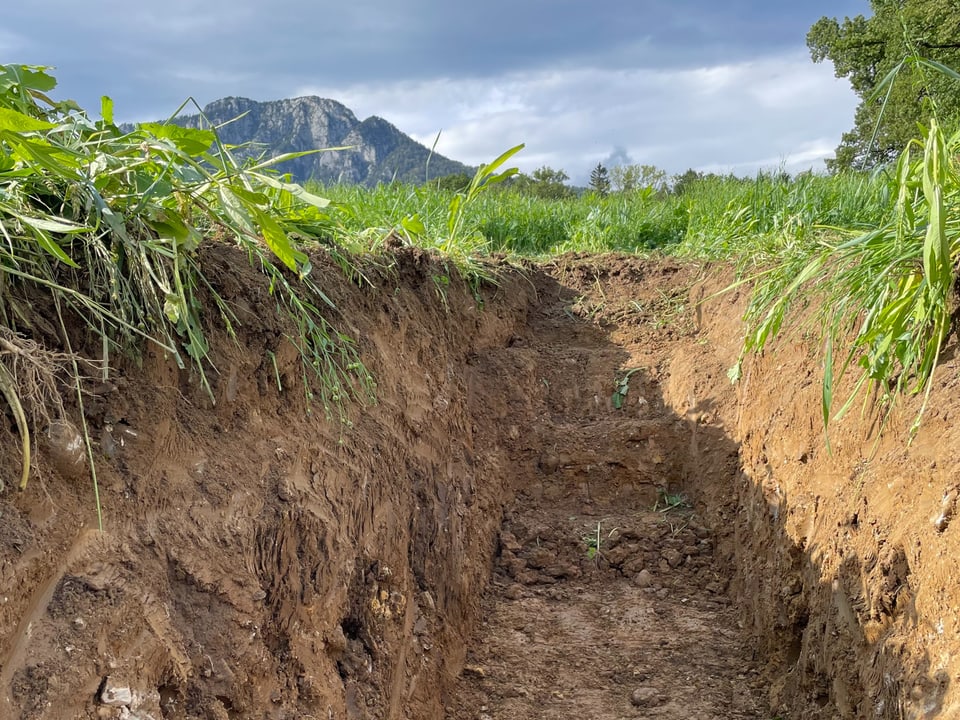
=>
[0,247,957,719]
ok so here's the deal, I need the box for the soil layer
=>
[0,247,957,719]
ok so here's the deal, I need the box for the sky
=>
[4,1,872,185]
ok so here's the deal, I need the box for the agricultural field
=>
[2,60,960,720]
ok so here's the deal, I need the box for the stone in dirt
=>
[630,686,661,707]
[662,548,684,568]
[634,569,654,587]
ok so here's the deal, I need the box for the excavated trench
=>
[0,248,958,719]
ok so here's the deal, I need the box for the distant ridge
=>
[172,96,474,186]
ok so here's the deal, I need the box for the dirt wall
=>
[0,247,541,719]
[2,249,959,719]
[664,275,960,719]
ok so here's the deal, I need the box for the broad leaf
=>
[0,107,55,133]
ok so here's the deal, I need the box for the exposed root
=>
[0,329,94,490]
[0,361,27,491]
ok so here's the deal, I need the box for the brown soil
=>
[0,246,957,719]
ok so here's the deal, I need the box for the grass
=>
[653,488,690,513]
[728,121,960,442]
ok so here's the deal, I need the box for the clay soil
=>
[1,246,959,719]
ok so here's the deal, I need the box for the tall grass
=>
[314,170,888,260]
[677,171,890,262]
[730,121,959,440]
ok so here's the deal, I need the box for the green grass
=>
[313,168,889,261]
[729,121,960,441]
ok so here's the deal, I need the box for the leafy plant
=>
[612,368,642,409]
[653,488,689,513]
[583,521,603,561]
[730,118,959,441]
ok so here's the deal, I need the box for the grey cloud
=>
[5,1,869,182]
[5,0,871,120]
[603,147,635,168]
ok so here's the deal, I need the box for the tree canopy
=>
[513,166,575,199]
[808,0,960,170]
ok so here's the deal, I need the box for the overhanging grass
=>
[728,121,959,441]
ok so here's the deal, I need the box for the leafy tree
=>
[515,166,575,199]
[671,168,702,196]
[429,172,472,192]
[589,163,611,196]
[610,164,668,193]
[808,0,960,170]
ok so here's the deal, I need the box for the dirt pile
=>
[0,247,958,719]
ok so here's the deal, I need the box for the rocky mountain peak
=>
[172,96,471,185]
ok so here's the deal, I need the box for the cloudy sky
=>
[5,1,870,184]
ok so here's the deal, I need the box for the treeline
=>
[427,164,790,200]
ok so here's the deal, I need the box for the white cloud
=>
[296,51,857,184]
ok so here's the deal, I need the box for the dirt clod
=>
[630,686,661,707]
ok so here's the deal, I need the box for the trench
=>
[446,264,770,719]
[0,250,954,720]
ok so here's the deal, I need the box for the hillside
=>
[172,96,474,185]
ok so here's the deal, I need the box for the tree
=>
[610,164,668,193]
[672,168,703,196]
[515,166,575,199]
[589,163,610,196]
[429,172,472,192]
[807,0,960,170]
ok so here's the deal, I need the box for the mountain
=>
[169,96,473,186]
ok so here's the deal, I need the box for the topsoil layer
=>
[0,246,958,719]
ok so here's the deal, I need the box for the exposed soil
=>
[448,258,766,720]
[0,246,958,719]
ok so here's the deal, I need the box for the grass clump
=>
[730,120,960,440]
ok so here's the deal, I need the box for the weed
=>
[583,521,603,561]
[582,521,619,564]
[730,119,960,442]
[0,64,373,513]
[653,488,689,513]
[612,368,642,409]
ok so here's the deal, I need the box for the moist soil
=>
[0,246,958,719]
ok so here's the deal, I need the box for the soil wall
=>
[664,276,960,719]
[0,247,541,719]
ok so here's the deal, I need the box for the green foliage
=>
[672,169,703,196]
[515,166,576,200]
[611,368,641,409]
[676,170,889,262]
[611,164,668,194]
[808,0,960,170]
[589,163,611,197]
[731,119,960,439]
[429,172,472,193]
[317,169,889,260]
